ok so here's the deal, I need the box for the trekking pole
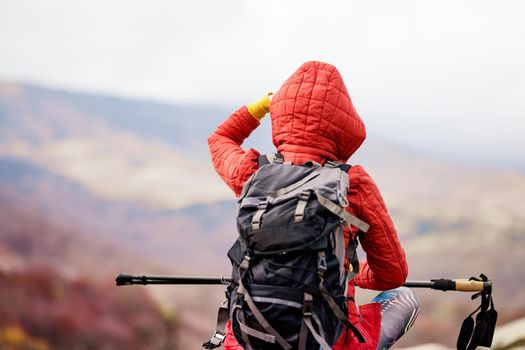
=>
[116,273,491,293]
[116,273,496,349]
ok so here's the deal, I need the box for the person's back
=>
[208,61,419,349]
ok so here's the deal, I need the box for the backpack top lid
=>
[235,155,369,256]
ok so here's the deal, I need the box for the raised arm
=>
[208,94,271,197]
[348,165,408,290]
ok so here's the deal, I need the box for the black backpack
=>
[217,153,370,350]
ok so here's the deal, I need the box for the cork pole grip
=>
[454,279,485,292]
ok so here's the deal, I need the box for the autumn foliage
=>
[0,267,178,350]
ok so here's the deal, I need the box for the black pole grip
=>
[431,278,457,291]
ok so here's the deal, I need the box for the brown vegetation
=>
[0,268,178,350]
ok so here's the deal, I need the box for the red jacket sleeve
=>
[348,165,408,290]
[208,106,261,197]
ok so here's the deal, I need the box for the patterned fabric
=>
[373,287,420,350]
[209,61,409,350]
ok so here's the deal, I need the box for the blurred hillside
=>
[0,188,179,349]
[0,268,177,350]
[0,82,524,348]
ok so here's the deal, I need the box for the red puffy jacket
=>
[208,61,408,349]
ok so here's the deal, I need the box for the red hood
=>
[269,61,366,164]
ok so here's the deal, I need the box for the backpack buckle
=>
[252,201,268,230]
[303,293,313,317]
[203,331,226,349]
[324,160,340,168]
[273,153,284,164]
[294,191,311,222]
[212,332,225,342]
[317,252,327,277]
[240,255,251,270]
[298,191,310,201]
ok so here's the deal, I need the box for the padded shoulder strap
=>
[315,190,369,232]
[324,160,352,173]
[257,153,284,167]
[338,163,352,173]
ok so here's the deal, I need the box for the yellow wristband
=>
[247,92,273,122]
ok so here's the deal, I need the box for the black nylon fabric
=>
[243,204,336,254]
[229,279,345,350]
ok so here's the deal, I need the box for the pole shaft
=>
[115,273,231,286]
[403,281,435,288]
[141,276,229,284]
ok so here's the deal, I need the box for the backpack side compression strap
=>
[298,292,333,350]
[318,278,366,343]
[315,190,370,232]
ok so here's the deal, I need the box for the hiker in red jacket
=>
[208,61,419,349]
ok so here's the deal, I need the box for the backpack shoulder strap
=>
[338,163,352,173]
[257,153,284,167]
[324,160,352,173]
[320,161,367,232]
[315,190,369,232]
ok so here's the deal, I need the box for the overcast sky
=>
[1,0,524,168]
